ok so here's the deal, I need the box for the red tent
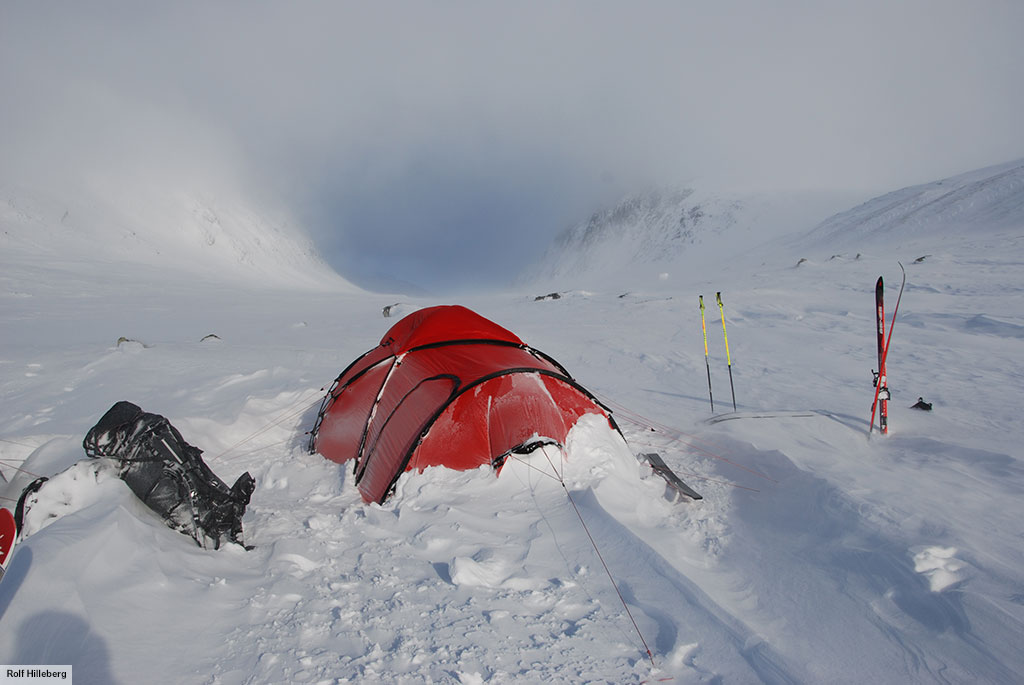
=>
[309,305,617,503]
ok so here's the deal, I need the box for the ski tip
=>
[0,507,17,569]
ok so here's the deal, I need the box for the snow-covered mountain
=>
[524,187,858,290]
[0,182,353,291]
[525,158,1024,293]
[803,158,1024,249]
[2,161,1024,683]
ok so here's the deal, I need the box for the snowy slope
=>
[802,159,1024,249]
[524,186,859,291]
[2,163,1024,683]
[526,187,743,279]
[0,183,352,291]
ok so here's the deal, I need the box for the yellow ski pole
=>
[699,295,714,412]
[716,292,736,411]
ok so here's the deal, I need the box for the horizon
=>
[2,2,1023,291]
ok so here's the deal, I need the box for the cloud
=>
[2,2,1023,290]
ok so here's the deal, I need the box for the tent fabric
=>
[309,305,616,503]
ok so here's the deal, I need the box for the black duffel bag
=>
[83,401,255,549]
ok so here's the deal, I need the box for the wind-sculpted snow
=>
[2,162,1024,682]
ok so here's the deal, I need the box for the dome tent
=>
[309,305,618,504]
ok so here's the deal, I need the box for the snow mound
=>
[16,460,121,539]
[912,546,968,592]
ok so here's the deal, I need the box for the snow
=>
[2,160,1024,683]
[523,186,865,292]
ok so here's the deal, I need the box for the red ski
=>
[869,263,905,435]
[874,277,890,433]
[0,507,17,582]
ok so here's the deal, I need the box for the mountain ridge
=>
[525,159,1024,291]
[523,186,859,290]
[802,158,1024,249]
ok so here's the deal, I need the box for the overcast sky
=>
[2,2,1023,291]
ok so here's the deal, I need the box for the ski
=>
[0,507,17,582]
[641,453,702,500]
[869,263,906,435]
[706,410,818,425]
[874,276,889,433]
[1,477,52,583]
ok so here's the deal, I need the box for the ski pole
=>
[699,295,714,412]
[716,292,737,411]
